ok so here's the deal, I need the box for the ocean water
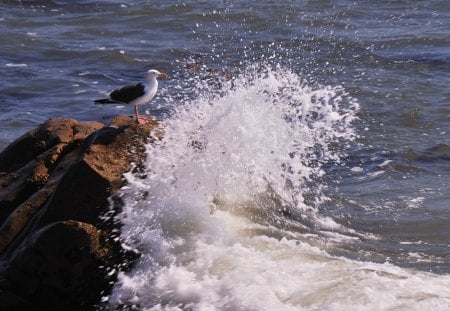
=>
[1,1,450,310]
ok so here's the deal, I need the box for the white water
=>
[108,67,450,310]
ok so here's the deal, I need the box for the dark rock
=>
[4,221,120,311]
[0,288,40,311]
[0,115,159,310]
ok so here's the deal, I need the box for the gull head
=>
[146,69,169,80]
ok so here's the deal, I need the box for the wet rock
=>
[0,115,159,310]
[0,118,103,174]
[0,288,38,311]
[36,116,159,229]
[0,119,103,226]
[4,221,120,311]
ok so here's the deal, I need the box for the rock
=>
[36,115,159,229]
[0,118,103,173]
[4,221,120,311]
[0,289,38,311]
[0,119,103,226]
[0,116,159,310]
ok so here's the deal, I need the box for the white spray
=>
[107,66,450,310]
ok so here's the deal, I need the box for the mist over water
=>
[1,1,450,310]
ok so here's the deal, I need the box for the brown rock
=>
[0,118,103,173]
[0,119,103,225]
[0,116,159,310]
[36,115,159,229]
[0,116,158,255]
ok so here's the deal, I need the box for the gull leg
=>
[135,106,147,124]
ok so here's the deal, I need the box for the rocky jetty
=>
[0,116,160,310]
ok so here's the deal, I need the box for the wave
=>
[106,65,359,308]
[105,65,450,310]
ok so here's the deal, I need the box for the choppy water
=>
[1,1,450,310]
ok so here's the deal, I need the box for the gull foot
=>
[136,116,148,125]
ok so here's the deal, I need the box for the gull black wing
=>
[110,82,146,104]
[94,98,121,104]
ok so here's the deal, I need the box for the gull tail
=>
[94,98,122,105]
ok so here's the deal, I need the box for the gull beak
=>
[158,72,169,79]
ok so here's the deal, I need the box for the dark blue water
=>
[1,1,450,309]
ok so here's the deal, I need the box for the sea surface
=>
[1,1,450,310]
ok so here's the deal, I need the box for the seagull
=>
[95,69,168,124]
